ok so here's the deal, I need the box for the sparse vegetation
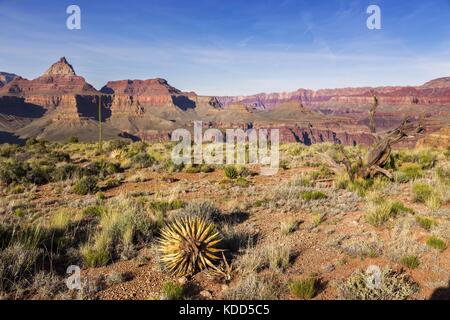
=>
[0,139,448,300]
[426,236,447,252]
[339,268,418,300]
[161,281,184,300]
[288,278,317,300]
[400,255,420,269]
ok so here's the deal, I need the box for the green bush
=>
[400,255,420,269]
[426,236,447,252]
[365,200,412,227]
[72,176,98,195]
[412,183,433,203]
[289,278,317,300]
[68,136,79,143]
[415,216,438,230]
[80,246,111,268]
[161,281,184,300]
[300,190,327,201]
[224,165,239,179]
[52,164,80,181]
[397,163,423,182]
[82,206,105,217]
[130,153,155,169]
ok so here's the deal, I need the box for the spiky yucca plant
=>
[158,216,223,276]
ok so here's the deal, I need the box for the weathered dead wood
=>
[318,96,424,181]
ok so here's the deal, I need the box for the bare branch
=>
[368,95,378,134]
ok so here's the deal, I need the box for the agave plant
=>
[158,216,223,276]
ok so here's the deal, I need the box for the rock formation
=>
[0,57,449,145]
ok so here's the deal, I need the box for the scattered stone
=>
[178,276,188,285]
[200,290,212,299]
[321,263,335,273]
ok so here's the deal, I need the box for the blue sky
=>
[1,0,450,95]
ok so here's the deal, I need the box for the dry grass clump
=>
[280,218,300,235]
[426,236,447,252]
[364,196,413,227]
[339,267,419,300]
[223,274,279,300]
[288,277,318,300]
[80,195,158,267]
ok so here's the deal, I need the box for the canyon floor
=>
[0,140,449,300]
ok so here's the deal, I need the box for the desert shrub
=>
[176,201,220,222]
[50,209,73,230]
[347,178,374,197]
[309,165,334,180]
[83,160,122,178]
[52,163,80,181]
[161,281,184,300]
[290,174,313,187]
[80,245,111,268]
[81,196,158,266]
[130,153,155,169]
[26,164,52,185]
[126,141,148,157]
[397,163,423,182]
[223,275,278,300]
[333,173,349,189]
[72,176,98,195]
[426,236,447,252]
[265,244,291,273]
[8,183,25,195]
[13,208,26,218]
[412,182,433,203]
[0,161,27,185]
[289,278,317,300]
[280,218,300,235]
[339,268,418,300]
[425,193,443,212]
[104,177,121,189]
[416,151,437,169]
[400,255,420,269]
[415,216,438,231]
[435,166,450,183]
[224,165,239,179]
[311,212,325,227]
[235,245,265,274]
[0,243,40,292]
[397,149,437,169]
[0,144,18,158]
[184,164,214,174]
[299,190,327,201]
[48,151,71,163]
[365,200,412,227]
[82,206,105,217]
[68,136,79,144]
[105,140,129,152]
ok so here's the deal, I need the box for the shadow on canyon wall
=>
[0,131,25,144]
[172,95,196,111]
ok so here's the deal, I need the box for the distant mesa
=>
[101,78,192,97]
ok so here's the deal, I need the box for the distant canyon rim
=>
[0,57,449,148]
